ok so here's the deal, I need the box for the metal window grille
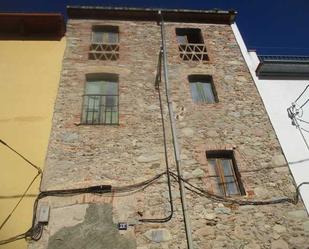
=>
[82,75,119,125]
[178,43,208,61]
[89,43,119,60]
[176,28,208,61]
[82,94,119,125]
[89,26,119,61]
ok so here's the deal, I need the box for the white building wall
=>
[232,23,309,213]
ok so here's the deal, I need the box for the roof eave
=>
[67,6,236,24]
[0,13,65,40]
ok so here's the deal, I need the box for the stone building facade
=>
[30,6,309,249]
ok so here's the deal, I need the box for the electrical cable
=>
[0,171,167,245]
[37,172,165,199]
[0,172,41,231]
[297,118,309,125]
[139,50,174,223]
[294,84,309,103]
[0,140,43,243]
[295,182,309,205]
[287,99,309,151]
[301,127,309,134]
[300,98,309,109]
[169,171,297,206]
[294,117,309,152]
[2,168,304,245]
[0,232,27,245]
[0,139,42,173]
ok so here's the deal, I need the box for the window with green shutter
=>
[188,75,218,103]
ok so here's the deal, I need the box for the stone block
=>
[181,127,194,136]
[303,221,309,232]
[273,224,286,234]
[244,243,261,249]
[136,153,160,163]
[287,210,307,219]
[195,226,215,238]
[271,239,289,249]
[272,155,286,166]
[214,207,231,215]
[144,229,171,243]
[192,168,205,178]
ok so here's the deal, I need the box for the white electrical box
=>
[38,204,50,224]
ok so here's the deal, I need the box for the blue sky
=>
[1,0,309,55]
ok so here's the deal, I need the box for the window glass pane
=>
[92,28,119,43]
[101,32,109,43]
[105,82,118,95]
[108,32,119,43]
[86,81,102,94]
[210,176,224,196]
[92,31,103,43]
[206,151,243,196]
[86,81,118,95]
[177,35,187,44]
[112,111,118,124]
[105,96,116,107]
[222,159,234,176]
[83,76,118,124]
[99,97,106,123]
[197,83,208,102]
[203,83,215,103]
[106,111,112,124]
[225,176,240,195]
[190,82,199,102]
[190,82,215,103]
[207,159,217,176]
[88,96,100,123]
[220,158,240,195]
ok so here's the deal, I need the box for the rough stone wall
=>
[31,18,309,249]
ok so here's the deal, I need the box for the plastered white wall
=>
[232,23,309,213]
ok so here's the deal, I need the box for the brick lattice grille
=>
[178,43,208,61]
[89,43,119,60]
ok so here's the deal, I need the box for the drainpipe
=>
[158,10,194,249]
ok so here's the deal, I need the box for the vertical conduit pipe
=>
[158,10,194,249]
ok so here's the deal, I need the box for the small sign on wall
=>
[118,222,128,230]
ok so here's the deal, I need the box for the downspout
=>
[158,10,194,249]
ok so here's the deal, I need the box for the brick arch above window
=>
[83,66,131,76]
